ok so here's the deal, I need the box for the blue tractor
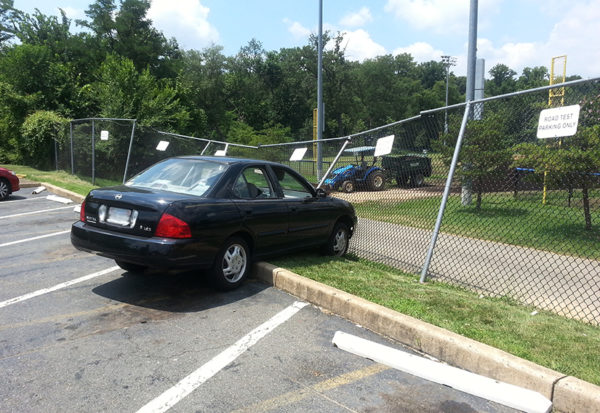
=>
[324,146,386,193]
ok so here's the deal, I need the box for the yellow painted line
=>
[230,363,389,413]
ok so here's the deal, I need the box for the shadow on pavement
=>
[92,269,269,314]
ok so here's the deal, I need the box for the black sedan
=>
[71,156,357,290]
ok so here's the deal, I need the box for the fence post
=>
[123,119,137,183]
[70,121,74,175]
[91,119,96,185]
[420,102,472,283]
[54,138,58,171]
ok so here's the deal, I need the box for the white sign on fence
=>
[537,105,580,139]
[100,130,109,141]
[290,147,308,161]
[374,135,395,157]
[156,140,170,151]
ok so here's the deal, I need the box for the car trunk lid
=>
[82,185,189,237]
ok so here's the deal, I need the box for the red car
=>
[0,167,20,200]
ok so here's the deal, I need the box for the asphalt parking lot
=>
[0,190,520,412]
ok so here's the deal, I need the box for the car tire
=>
[411,173,425,187]
[341,180,354,193]
[115,260,147,273]
[211,237,250,291]
[0,178,10,201]
[368,171,385,191]
[322,222,350,257]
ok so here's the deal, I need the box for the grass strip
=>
[354,192,600,260]
[4,165,119,196]
[271,253,600,386]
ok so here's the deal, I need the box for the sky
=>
[12,0,600,79]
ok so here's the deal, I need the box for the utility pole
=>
[441,55,456,134]
[316,0,324,181]
[462,0,478,206]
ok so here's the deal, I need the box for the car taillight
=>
[155,213,191,239]
[80,201,86,222]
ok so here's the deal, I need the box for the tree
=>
[435,112,513,209]
[517,66,548,90]
[20,110,68,169]
[77,0,181,78]
[0,43,76,113]
[487,64,517,96]
[91,54,189,129]
[0,81,34,162]
[0,0,20,46]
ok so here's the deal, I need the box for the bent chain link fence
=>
[59,78,600,325]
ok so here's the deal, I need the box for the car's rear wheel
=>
[322,222,350,257]
[0,178,10,201]
[211,237,250,290]
[115,260,147,273]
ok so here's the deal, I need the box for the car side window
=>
[232,167,274,199]
[272,167,313,199]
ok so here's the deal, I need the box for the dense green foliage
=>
[20,110,68,168]
[0,0,574,168]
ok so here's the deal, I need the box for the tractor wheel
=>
[396,175,409,187]
[368,171,385,191]
[341,180,355,193]
[411,173,425,187]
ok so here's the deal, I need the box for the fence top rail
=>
[420,76,600,115]
[156,130,259,149]
[71,117,137,123]
[258,114,422,148]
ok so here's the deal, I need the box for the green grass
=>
[355,191,600,260]
[271,253,600,385]
[4,164,120,196]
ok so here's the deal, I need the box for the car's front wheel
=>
[211,237,250,290]
[115,260,147,273]
[322,222,350,257]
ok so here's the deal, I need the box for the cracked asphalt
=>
[0,190,521,412]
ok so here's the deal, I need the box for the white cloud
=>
[148,0,219,50]
[384,0,501,35]
[475,1,600,79]
[339,7,373,28]
[393,42,444,63]
[340,29,386,62]
[61,7,86,21]
[283,18,312,40]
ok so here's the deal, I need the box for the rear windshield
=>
[125,158,227,197]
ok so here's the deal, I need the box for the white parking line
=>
[0,230,70,248]
[0,266,119,309]
[1,197,47,204]
[136,301,309,413]
[0,206,73,220]
[332,331,552,413]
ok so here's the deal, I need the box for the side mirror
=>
[316,188,328,198]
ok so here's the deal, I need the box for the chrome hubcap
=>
[333,230,348,254]
[0,181,7,198]
[222,244,247,283]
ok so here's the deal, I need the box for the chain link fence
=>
[57,78,600,324]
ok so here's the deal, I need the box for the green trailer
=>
[381,154,432,187]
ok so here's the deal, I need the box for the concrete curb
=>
[253,262,600,413]
[41,182,85,203]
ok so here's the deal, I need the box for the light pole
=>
[441,55,456,134]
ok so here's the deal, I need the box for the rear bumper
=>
[71,221,216,269]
